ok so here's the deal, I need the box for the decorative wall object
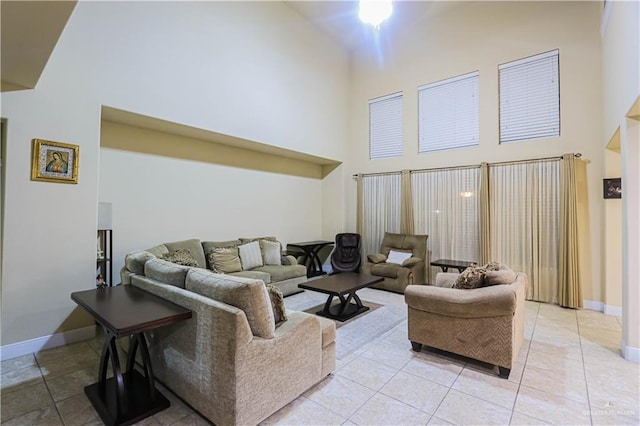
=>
[603,178,622,199]
[31,138,79,184]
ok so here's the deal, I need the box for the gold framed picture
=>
[31,139,79,184]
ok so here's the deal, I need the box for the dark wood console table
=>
[71,285,192,426]
[287,240,334,277]
[430,258,476,273]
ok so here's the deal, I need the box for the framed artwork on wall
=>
[603,177,622,199]
[31,138,79,184]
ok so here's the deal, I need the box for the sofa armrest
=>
[281,255,298,266]
[404,283,518,318]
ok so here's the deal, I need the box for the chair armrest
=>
[401,257,423,268]
[435,272,460,288]
[367,253,387,264]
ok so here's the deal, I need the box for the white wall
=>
[601,0,640,361]
[345,1,604,302]
[0,1,349,347]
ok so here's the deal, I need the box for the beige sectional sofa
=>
[122,250,336,425]
[121,237,307,296]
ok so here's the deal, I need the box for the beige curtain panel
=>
[400,169,414,235]
[479,162,491,264]
[558,153,583,308]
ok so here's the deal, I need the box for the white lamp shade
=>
[98,202,112,230]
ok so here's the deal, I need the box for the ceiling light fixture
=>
[359,0,393,29]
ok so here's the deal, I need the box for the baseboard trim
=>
[582,300,604,312]
[0,326,97,361]
[622,340,640,363]
[604,304,622,317]
[582,300,622,317]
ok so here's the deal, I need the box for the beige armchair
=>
[404,271,527,378]
[363,232,428,293]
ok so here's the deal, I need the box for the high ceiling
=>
[1,1,454,93]
[286,1,462,52]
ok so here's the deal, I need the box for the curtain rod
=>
[352,153,582,179]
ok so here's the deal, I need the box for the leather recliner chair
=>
[330,233,362,273]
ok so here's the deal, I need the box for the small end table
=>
[287,240,334,278]
[71,285,191,426]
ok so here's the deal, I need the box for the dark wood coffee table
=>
[71,285,192,426]
[298,273,383,321]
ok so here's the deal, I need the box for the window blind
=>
[499,50,560,143]
[369,92,403,159]
[418,71,479,153]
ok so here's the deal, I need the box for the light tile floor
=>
[1,288,639,425]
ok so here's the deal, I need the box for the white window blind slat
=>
[418,71,479,153]
[369,93,403,159]
[500,50,560,143]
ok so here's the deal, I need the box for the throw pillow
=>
[368,253,387,264]
[266,284,288,325]
[161,249,199,267]
[260,240,282,266]
[238,241,264,270]
[208,247,242,273]
[453,265,486,289]
[484,261,501,272]
[386,250,412,265]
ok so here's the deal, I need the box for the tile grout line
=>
[508,302,540,425]
[576,308,595,426]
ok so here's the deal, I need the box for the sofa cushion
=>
[145,258,191,288]
[228,270,271,284]
[146,244,169,258]
[185,269,276,339]
[371,263,401,279]
[208,247,242,273]
[202,239,240,253]
[161,249,199,267]
[387,250,412,265]
[260,240,282,266]
[453,265,486,289]
[240,236,279,246]
[164,239,206,269]
[125,250,157,275]
[253,264,307,282]
[266,284,288,325]
[239,241,264,270]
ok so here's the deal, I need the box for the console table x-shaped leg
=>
[87,327,170,426]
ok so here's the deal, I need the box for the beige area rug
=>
[286,292,406,360]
